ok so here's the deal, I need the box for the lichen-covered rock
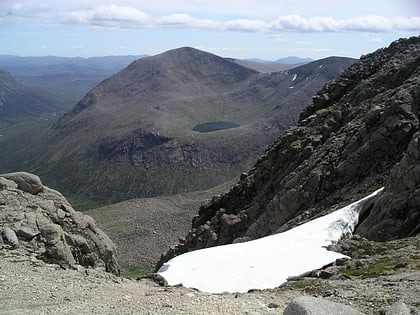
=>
[0,172,120,275]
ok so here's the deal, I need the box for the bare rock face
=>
[356,131,420,240]
[157,36,420,268]
[0,172,120,274]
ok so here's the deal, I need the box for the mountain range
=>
[0,47,355,209]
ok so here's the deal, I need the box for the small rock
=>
[393,262,408,270]
[2,227,19,248]
[17,226,40,240]
[319,270,333,279]
[268,302,279,308]
[335,257,350,266]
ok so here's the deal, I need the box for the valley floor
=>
[1,235,419,314]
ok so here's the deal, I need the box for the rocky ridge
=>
[0,172,119,274]
[158,36,420,267]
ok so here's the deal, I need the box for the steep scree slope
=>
[158,36,420,268]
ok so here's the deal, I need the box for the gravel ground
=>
[1,235,419,315]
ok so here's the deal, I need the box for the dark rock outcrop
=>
[356,131,420,240]
[157,36,420,268]
[0,172,120,274]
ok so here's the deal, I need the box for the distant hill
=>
[0,69,65,141]
[0,69,60,118]
[0,55,144,76]
[276,56,313,64]
[230,56,313,73]
[230,58,291,73]
[0,55,143,107]
[0,47,355,209]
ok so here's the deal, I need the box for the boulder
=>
[283,296,365,315]
[385,302,411,315]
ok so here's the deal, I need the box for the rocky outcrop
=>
[0,172,120,274]
[157,36,420,268]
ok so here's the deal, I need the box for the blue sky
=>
[0,0,419,60]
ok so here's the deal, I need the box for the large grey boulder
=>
[283,296,365,315]
[0,172,120,275]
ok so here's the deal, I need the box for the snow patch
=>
[292,74,297,81]
[158,188,383,293]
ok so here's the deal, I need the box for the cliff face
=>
[158,36,420,267]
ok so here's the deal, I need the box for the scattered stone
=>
[283,295,365,315]
[268,302,279,308]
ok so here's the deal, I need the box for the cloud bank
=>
[4,4,420,33]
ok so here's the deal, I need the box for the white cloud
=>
[158,13,219,30]
[4,3,420,34]
[61,5,152,28]
[269,14,420,33]
[225,19,266,32]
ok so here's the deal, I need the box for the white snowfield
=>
[158,188,384,293]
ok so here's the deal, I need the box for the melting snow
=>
[158,188,383,293]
